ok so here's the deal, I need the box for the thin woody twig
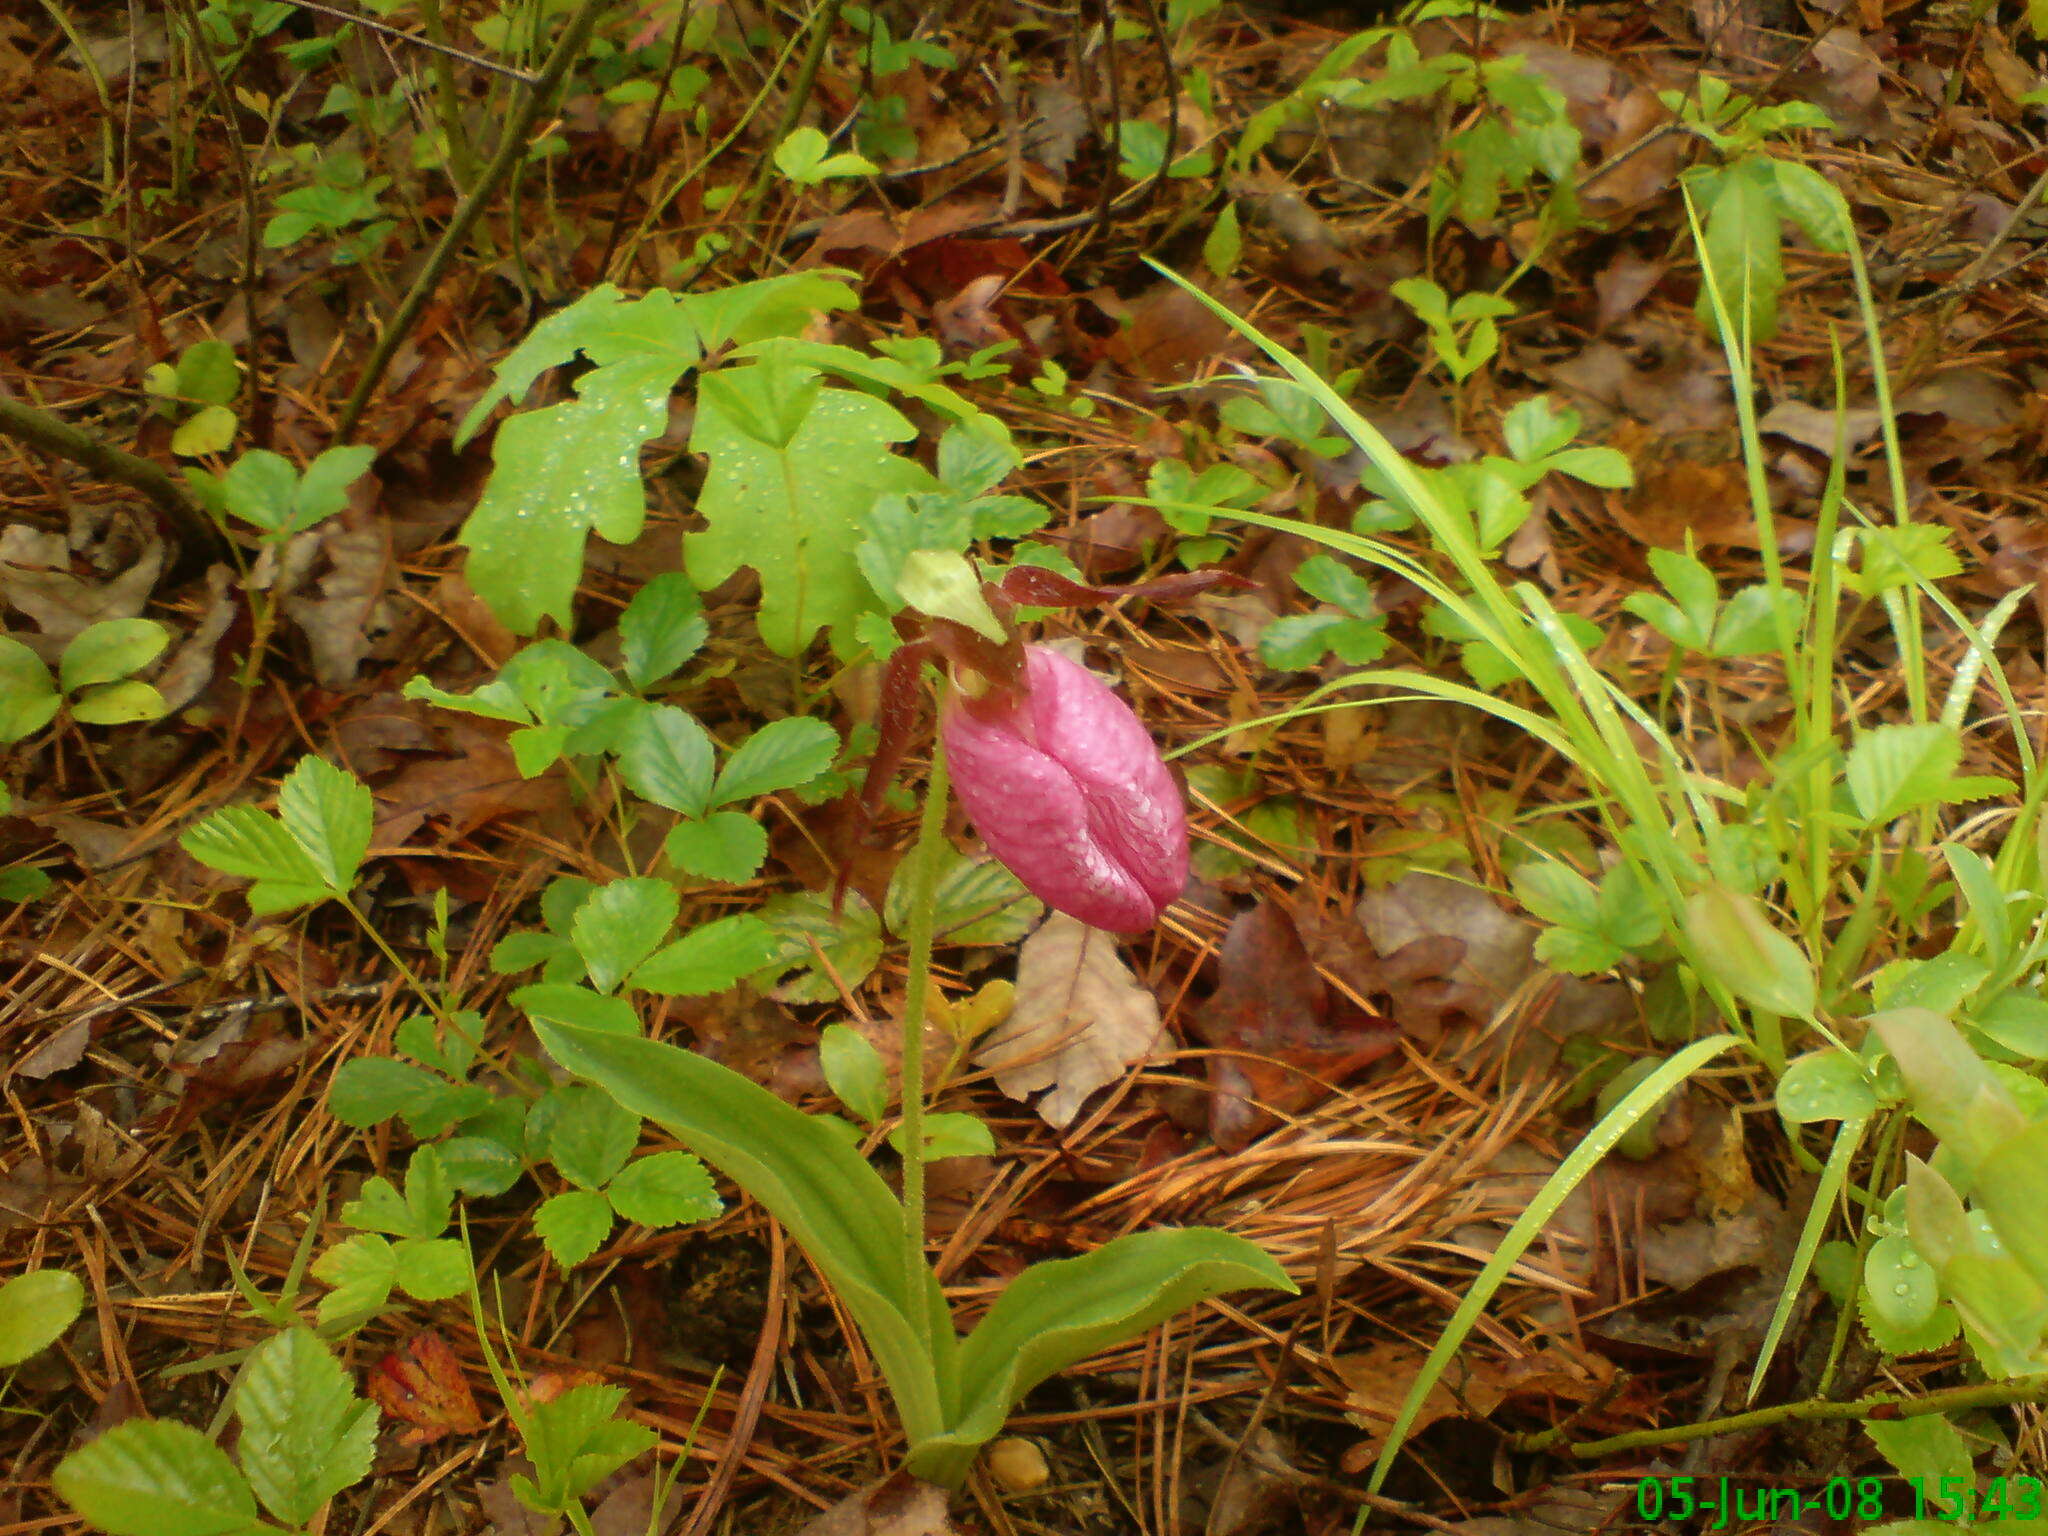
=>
[0,393,226,556]
[275,0,539,83]
[336,0,608,436]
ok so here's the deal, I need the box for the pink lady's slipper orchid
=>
[941,645,1187,933]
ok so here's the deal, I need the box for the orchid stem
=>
[897,738,951,1345]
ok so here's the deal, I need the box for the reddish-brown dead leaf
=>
[366,1330,485,1445]
[1190,900,1401,1152]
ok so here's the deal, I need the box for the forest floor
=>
[3,0,2047,1531]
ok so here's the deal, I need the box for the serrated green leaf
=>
[712,716,841,806]
[60,619,168,692]
[606,1150,720,1227]
[514,1383,658,1511]
[663,811,767,882]
[0,1268,84,1365]
[1847,723,2012,823]
[276,755,372,894]
[234,1328,375,1526]
[438,1133,525,1197]
[52,1419,259,1536]
[534,1189,614,1268]
[462,357,676,633]
[294,444,377,530]
[326,1057,446,1129]
[630,913,778,996]
[456,285,701,449]
[1203,199,1242,279]
[616,704,716,817]
[688,363,934,655]
[570,877,679,995]
[392,1236,470,1300]
[311,1233,397,1326]
[617,573,707,691]
[180,805,331,914]
[547,1084,641,1190]
[70,680,168,726]
[1258,613,1351,671]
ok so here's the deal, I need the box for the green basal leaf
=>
[916,1228,1295,1485]
[529,1019,952,1454]
[52,1419,262,1536]
[0,1268,85,1365]
[233,1328,376,1527]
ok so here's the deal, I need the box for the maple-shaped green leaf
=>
[455,285,702,449]
[687,358,934,656]
[462,356,677,634]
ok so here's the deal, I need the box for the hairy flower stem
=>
[896,740,952,1351]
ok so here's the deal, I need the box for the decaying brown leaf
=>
[365,1329,485,1446]
[974,913,1164,1128]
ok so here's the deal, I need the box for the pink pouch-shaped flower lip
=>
[940,644,1188,933]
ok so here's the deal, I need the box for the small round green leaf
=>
[1776,1049,1878,1124]
[60,619,169,692]
[0,1268,84,1365]
[1861,1234,1938,1333]
[70,680,169,726]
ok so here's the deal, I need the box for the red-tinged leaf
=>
[364,1330,484,1445]
[1191,900,1401,1152]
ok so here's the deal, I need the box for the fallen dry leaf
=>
[974,914,1164,1128]
[1190,900,1400,1152]
[365,1330,485,1446]
[791,1472,953,1536]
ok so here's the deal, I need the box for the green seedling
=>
[0,619,171,741]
